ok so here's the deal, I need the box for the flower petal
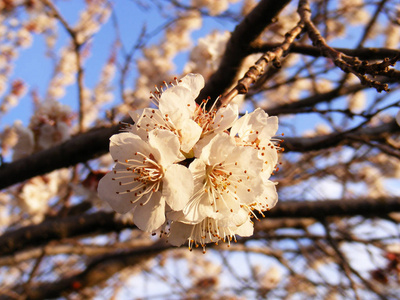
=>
[97,171,135,214]
[132,192,165,232]
[212,103,238,133]
[225,145,263,177]
[128,108,164,140]
[177,118,202,153]
[163,164,194,211]
[109,132,154,162]
[148,129,182,166]
[178,73,205,100]
[198,133,236,165]
[257,181,278,210]
[168,221,192,246]
[235,218,254,237]
[159,85,194,124]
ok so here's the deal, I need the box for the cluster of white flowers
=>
[98,73,280,252]
[16,169,70,223]
[184,31,231,80]
[74,0,112,45]
[47,46,78,100]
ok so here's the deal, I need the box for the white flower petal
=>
[230,108,278,141]
[234,218,254,237]
[230,111,249,138]
[230,208,251,227]
[259,144,278,177]
[168,221,193,246]
[257,181,278,210]
[129,108,166,140]
[110,132,154,162]
[148,129,181,166]
[163,164,194,211]
[97,171,135,214]
[182,184,215,224]
[159,85,195,124]
[178,73,205,100]
[181,159,216,223]
[225,145,263,177]
[132,192,165,232]
[212,103,238,133]
[177,118,202,153]
[198,133,236,165]
[193,133,215,159]
[234,175,264,204]
[128,108,144,124]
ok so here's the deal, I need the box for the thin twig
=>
[298,0,398,92]
[219,21,305,107]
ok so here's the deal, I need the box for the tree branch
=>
[0,124,120,190]
[1,197,399,257]
[196,0,292,103]
[250,43,400,61]
[7,241,169,300]
[1,119,398,190]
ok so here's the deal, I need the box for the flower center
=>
[113,152,163,206]
[201,162,251,214]
[193,98,218,136]
[206,163,232,191]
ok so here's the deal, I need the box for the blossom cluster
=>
[7,99,74,161]
[98,73,280,251]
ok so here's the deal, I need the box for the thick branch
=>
[266,197,400,219]
[196,0,291,103]
[0,211,129,256]
[0,124,120,190]
[266,83,364,116]
[1,119,398,190]
[266,76,398,115]
[1,197,399,257]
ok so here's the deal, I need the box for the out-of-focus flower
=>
[258,266,282,290]
[12,121,34,161]
[17,169,70,223]
[191,0,240,16]
[30,99,74,150]
[184,31,230,79]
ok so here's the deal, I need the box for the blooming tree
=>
[0,0,400,299]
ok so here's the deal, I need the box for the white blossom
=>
[230,108,279,177]
[179,133,266,224]
[168,207,253,252]
[12,121,34,161]
[130,73,238,155]
[99,73,279,250]
[98,129,194,232]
